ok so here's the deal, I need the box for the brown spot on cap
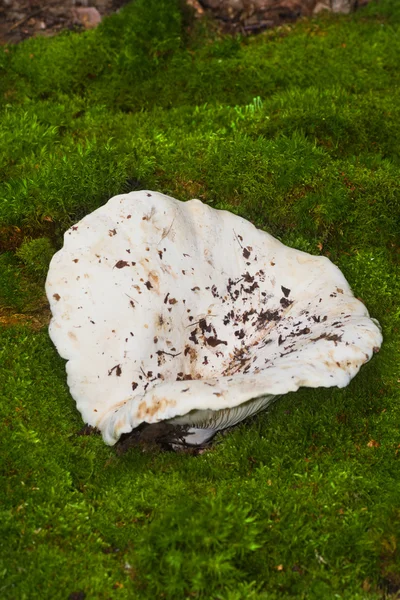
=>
[114,260,130,269]
[280,298,293,309]
[136,396,177,420]
[205,336,227,347]
[311,332,343,345]
[189,329,198,344]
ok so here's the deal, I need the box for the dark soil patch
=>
[0,0,374,45]
[0,306,51,329]
[0,0,130,45]
[192,0,373,34]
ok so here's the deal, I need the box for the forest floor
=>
[0,0,373,45]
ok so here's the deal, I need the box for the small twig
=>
[158,214,176,245]
[7,1,58,33]
[243,22,271,33]
[124,292,142,308]
[185,315,216,328]
[156,350,182,358]
[8,7,45,33]
[233,229,243,249]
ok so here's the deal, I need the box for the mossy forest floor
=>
[1,1,400,598]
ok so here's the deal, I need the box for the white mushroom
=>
[46,191,382,448]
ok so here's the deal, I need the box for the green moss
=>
[1,0,400,598]
[0,253,47,312]
[16,237,55,278]
[0,326,399,599]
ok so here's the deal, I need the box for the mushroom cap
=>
[46,191,382,445]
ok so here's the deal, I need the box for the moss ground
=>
[0,1,399,598]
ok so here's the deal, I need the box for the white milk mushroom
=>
[46,191,382,449]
